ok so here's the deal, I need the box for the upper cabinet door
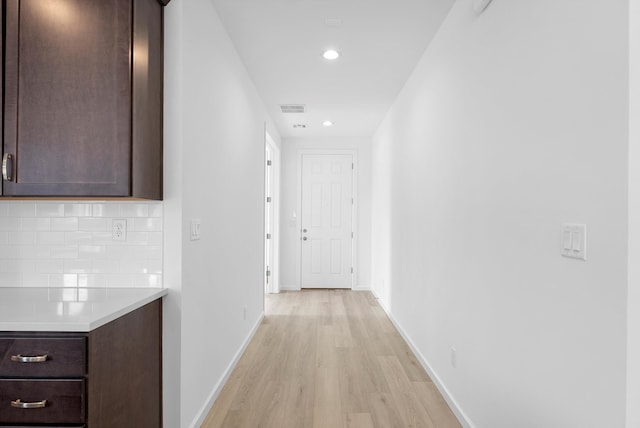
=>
[3,0,133,197]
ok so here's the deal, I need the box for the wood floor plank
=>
[313,367,344,428]
[345,412,375,428]
[316,325,338,368]
[387,331,433,382]
[413,381,462,428]
[202,290,460,428]
[367,392,406,428]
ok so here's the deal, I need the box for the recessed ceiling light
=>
[323,49,340,60]
[322,121,334,127]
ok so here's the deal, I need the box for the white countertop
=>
[0,287,168,332]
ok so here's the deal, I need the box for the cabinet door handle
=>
[10,354,48,363]
[11,399,47,409]
[2,153,13,181]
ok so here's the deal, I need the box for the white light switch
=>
[561,224,586,260]
[190,220,201,241]
[562,230,572,250]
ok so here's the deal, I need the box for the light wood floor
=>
[202,289,461,428]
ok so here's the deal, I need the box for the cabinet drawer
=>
[0,379,85,424]
[0,338,86,377]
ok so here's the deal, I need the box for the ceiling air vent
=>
[325,18,343,28]
[280,104,306,114]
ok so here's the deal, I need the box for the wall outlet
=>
[451,347,457,368]
[112,219,127,241]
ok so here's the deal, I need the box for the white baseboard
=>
[371,289,476,428]
[280,285,371,291]
[188,312,265,428]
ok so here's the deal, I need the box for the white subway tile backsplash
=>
[78,274,106,288]
[120,204,149,218]
[22,218,52,231]
[91,259,121,274]
[0,218,21,231]
[49,274,79,287]
[147,260,163,274]
[36,260,64,274]
[21,273,50,287]
[120,259,151,274]
[0,273,21,285]
[126,232,149,245]
[133,274,162,288]
[105,274,134,288]
[35,204,65,217]
[106,246,134,260]
[78,245,107,259]
[148,204,162,218]
[92,204,121,218]
[91,232,113,245]
[134,218,162,232]
[64,204,92,217]
[133,246,162,260]
[7,204,36,217]
[64,260,92,274]
[0,202,163,288]
[37,232,66,245]
[148,232,162,245]
[8,232,37,246]
[0,246,12,259]
[78,218,108,232]
[65,232,94,244]
[8,246,50,259]
[50,246,79,259]
[51,218,79,232]
[0,260,36,273]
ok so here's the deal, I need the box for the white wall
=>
[628,1,640,426]
[163,0,281,426]
[280,137,372,290]
[372,1,629,427]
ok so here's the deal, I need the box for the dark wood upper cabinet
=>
[1,0,164,199]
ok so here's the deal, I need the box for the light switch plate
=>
[561,223,586,260]
[190,220,201,241]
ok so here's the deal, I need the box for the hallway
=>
[202,290,460,428]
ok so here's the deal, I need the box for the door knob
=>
[303,228,307,233]
[303,237,308,241]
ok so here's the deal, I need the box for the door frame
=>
[296,149,358,290]
[264,131,281,294]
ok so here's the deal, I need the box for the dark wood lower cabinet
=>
[0,299,162,427]
[87,299,162,428]
[0,380,85,424]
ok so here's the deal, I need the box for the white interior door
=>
[301,154,353,289]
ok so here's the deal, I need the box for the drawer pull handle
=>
[2,153,13,182]
[11,399,47,409]
[10,354,48,363]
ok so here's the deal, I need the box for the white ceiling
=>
[211,0,456,138]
